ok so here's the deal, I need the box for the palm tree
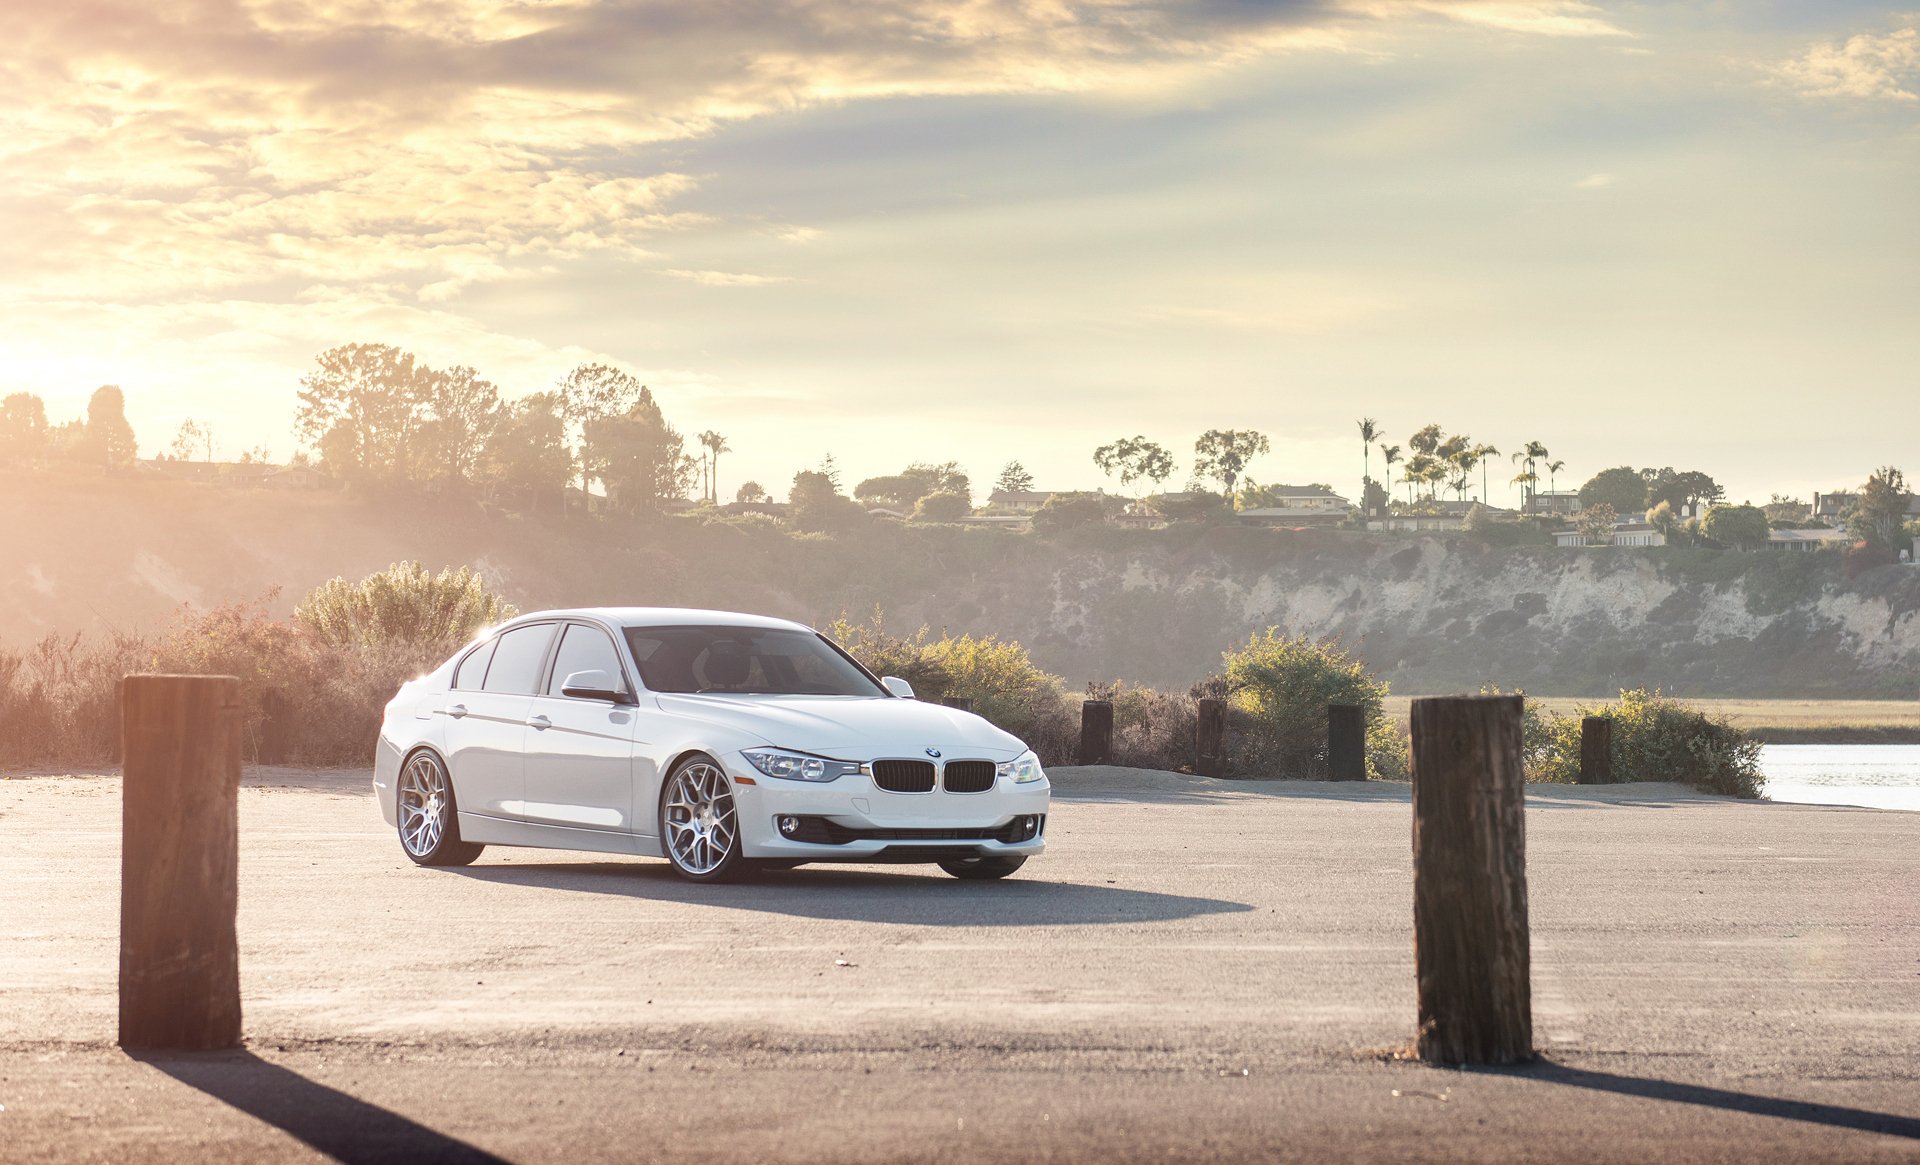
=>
[1449,447,1480,505]
[1511,469,1538,506]
[1510,441,1548,511]
[1357,417,1378,512]
[1378,444,1402,513]
[1545,459,1565,503]
[1474,444,1499,503]
[697,430,730,503]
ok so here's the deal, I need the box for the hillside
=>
[3,470,1917,697]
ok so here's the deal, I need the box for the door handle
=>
[448,703,468,719]
[528,715,551,731]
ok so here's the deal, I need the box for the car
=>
[372,608,1049,882]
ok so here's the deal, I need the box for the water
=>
[1760,744,1920,812]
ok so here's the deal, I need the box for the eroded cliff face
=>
[4,473,1916,696]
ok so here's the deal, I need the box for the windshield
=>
[623,625,887,697]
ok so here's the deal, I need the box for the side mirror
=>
[560,669,634,704]
[881,676,916,699]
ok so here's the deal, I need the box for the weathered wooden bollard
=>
[1079,699,1113,766]
[1579,716,1612,785]
[940,696,974,712]
[1327,703,1366,781]
[119,674,243,1050]
[1410,694,1532,1065]
[1196,697,1226,777]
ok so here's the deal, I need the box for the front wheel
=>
[661,754,749,883]
[939,855,1027,880]
[397,750,484,867]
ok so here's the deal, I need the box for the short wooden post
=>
[259,689,292,765]
[1579,717,1612,785]
[940,696,973,713]
[1410,694,1532,1065]
[119,674,243,1050]
[1327,703,1366,781]
[1079,700,1113,766]
[1196,697,1227,777]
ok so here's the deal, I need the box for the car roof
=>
[503,607,816,634]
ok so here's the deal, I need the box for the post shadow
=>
[135,1049,512,1164]
[1483,1060,1920,1141]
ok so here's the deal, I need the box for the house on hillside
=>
[1554,522,1665,548]
[1529,490,1580,515]
[1812,490,1920,527]
[1766,527,1851,552]
[266,464,334,490]
[1236,485,1350,527]
[718,500,789,519]
[984,489,1057,514]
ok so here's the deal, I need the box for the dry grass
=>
[1384,695,1920,742]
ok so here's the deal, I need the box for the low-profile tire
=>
[939,855,1027,880]
[660,753,750,883]
[397,750,484,867]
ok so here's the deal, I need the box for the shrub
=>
[1534,688,1762,798]
[295,562,515,649]
[911,491,972,522]
[0,631,147,765]
[1222,629,1388,778]
[1029,493,1109,536]
[1102,679,1202,772]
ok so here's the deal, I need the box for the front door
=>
[443,621,556,822]
[522,622,640,832]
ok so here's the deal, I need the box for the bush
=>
[295,562,515,649]
[1222,629,1388,778]
[1029,493,1110,536]
[911,491,972,522]
[1533,688,1762,798]
[0,631,146,765]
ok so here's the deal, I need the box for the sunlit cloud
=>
[1774,19,1919,102]
[1573,172,1615,188]
[663,269,800,287]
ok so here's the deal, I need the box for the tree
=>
[84,385,138,469]
[1030,492,1111,535]
[0,392,50,466]
[478,392,571,510]
[994,460,1034,495]
[788,468,859,532]
[1377,444,1402,510]
[296,344,427,484]
[1510,467,1538,506]
[1361,478,1390,517]
[1577,502,1618,543]
[556,363,647,502]
[171,418,213,462]
[1093,436,1175,495]
[911,491,971,522]
[1846,466,1911,553]
[1408,424,1443,457]
[697,430,729,504]
[1356,418,1378,513]
[583,389,695,514]
[1578,466,1647,515]
[735,480,769,504]
[856,462,971,510]
[1473,444,1499,503]
[1544,459,1565,501]
[1646,500,1678,540]
[1192,429,1268,501]
[1763,494,1811,524]
[414,365,502,486]
[1642,468,1723,517]
[1701,503,1769,549]
[1510,440,1548,510]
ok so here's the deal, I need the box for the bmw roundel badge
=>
[925,747,942,758]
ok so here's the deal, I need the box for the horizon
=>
[5,2,1916,505]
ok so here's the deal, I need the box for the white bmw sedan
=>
[373,608,1049,882]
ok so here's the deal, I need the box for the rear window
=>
[623,625,884,697]
[453,640,496,690]
[482,623,556,694]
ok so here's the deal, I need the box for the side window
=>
[481,624,556,694]
[453,640,496,690]
[547,625,628,697]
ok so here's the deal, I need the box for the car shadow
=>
[133,1049,509,1164]
[448,861,1255,926]
[1473,1059,1920,1140]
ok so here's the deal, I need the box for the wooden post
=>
[1410,694,1532,1065]
[1079,700,1113,766]
[119,674,243,1051]
[259,689,291,765]
[1196,697,1227,778]
[1579,717,1612,785]
[940,696,973,713]
[1327,703,1366,781]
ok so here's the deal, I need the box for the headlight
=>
[741,748,862,783]
[996,750,1046,785]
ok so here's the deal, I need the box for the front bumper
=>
[727,754,1051,862]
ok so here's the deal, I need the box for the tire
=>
[397,750,485,867]
[939,855,1028,880]
[660,753,749,883]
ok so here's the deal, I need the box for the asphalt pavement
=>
[2,766,1917,1163]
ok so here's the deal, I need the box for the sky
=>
[3,0,1916,506]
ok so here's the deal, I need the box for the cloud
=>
[1573,172,1614,188]
[662,269,798,287]
[1774,20,1919,102]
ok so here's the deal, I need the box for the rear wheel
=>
[661,754,748,883]
[939,855,1027,880]
[397,750,484,867]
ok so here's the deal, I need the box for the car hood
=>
[649,693,1029,760]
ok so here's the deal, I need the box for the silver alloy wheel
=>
[664,761,737,875]
[398,752,449,858]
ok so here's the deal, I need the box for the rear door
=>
[443,621,556,822]
[521,622,642,833]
